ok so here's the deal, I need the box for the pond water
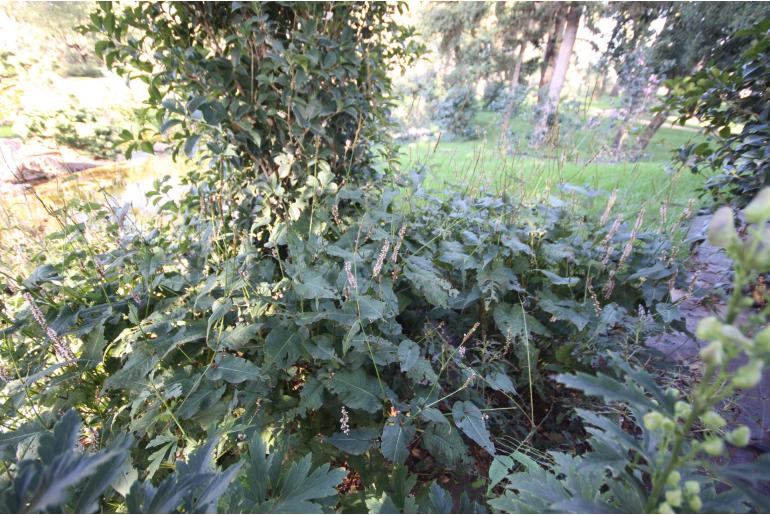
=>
[0,155,184,248]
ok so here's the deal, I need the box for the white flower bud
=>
[726,425,751,447]
[702,437,724,456]
[743,187,770,224]
[733,360,764,389]
[675,401,692,420]
[666,470,681,487]
[665,489,683,508]
[701,410,726,429]
[684,480,700,495]
[700,340,724,366]
[696,317,722,341]
[707,207,737,248]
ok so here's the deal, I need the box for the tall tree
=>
[532,2,583,146]
[633,1,770,155]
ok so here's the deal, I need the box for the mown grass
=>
[398,104,709,221]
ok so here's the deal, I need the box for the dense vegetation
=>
[1,2,770,514]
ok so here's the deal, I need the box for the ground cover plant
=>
[1,2,770,514]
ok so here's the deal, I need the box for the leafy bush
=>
[666,20,770,206]
[487,188,770,513]
[0,165,689,511]
[432,84,480,140]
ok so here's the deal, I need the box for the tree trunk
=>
[537,12,565,104]
[510,42,526,94]
[532,4,581,147]
[634,109,669,156]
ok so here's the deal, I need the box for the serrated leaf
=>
[493,303,548,339]
[452,401,495,455]
[293,271,336,299]
[327,427,379,455]
[326,369,382,413]
[207,354,264,384]
[380,415,415,465]
[422,422,469,466]
[398,339,419,372]
[487,372,516,394]
[540,269,579,286]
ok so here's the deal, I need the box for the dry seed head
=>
[372,239,390,278]
[339,406,350,435]
[600,189,618,225]
[23,292,75,362]
[344,261,358,291]
[391,224,407,264]
[619,208,645,267]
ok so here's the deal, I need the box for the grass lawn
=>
[398,104,709,222]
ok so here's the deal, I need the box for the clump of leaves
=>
[487,188,770,514]
[432,84,480,140]
[666,20,770,207]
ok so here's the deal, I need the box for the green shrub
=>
[666,20,770,207]
[432,84,479,140]
[486,187,770,514]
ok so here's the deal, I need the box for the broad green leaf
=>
[422,422,470,467]
[264,326,306,368]
[207,354,264,384]
[326,369,382,413]
[221,323,260,350]
[351,295,387,321]
[487,372,517,394]
[493,303,548,339]
[327,427,378,455]
[380,416,415,464]
[398,339,419,372]
[293,271,336,299]
[452,401,495,455]
[540,269,579,287]
[428,482,453,513]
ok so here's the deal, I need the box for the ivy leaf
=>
[326,370,382,413]
[207,354,264,384]
[398,339,420,372]
[452,401,495,455]
[327,427,379,455]
[380,415,415,464]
